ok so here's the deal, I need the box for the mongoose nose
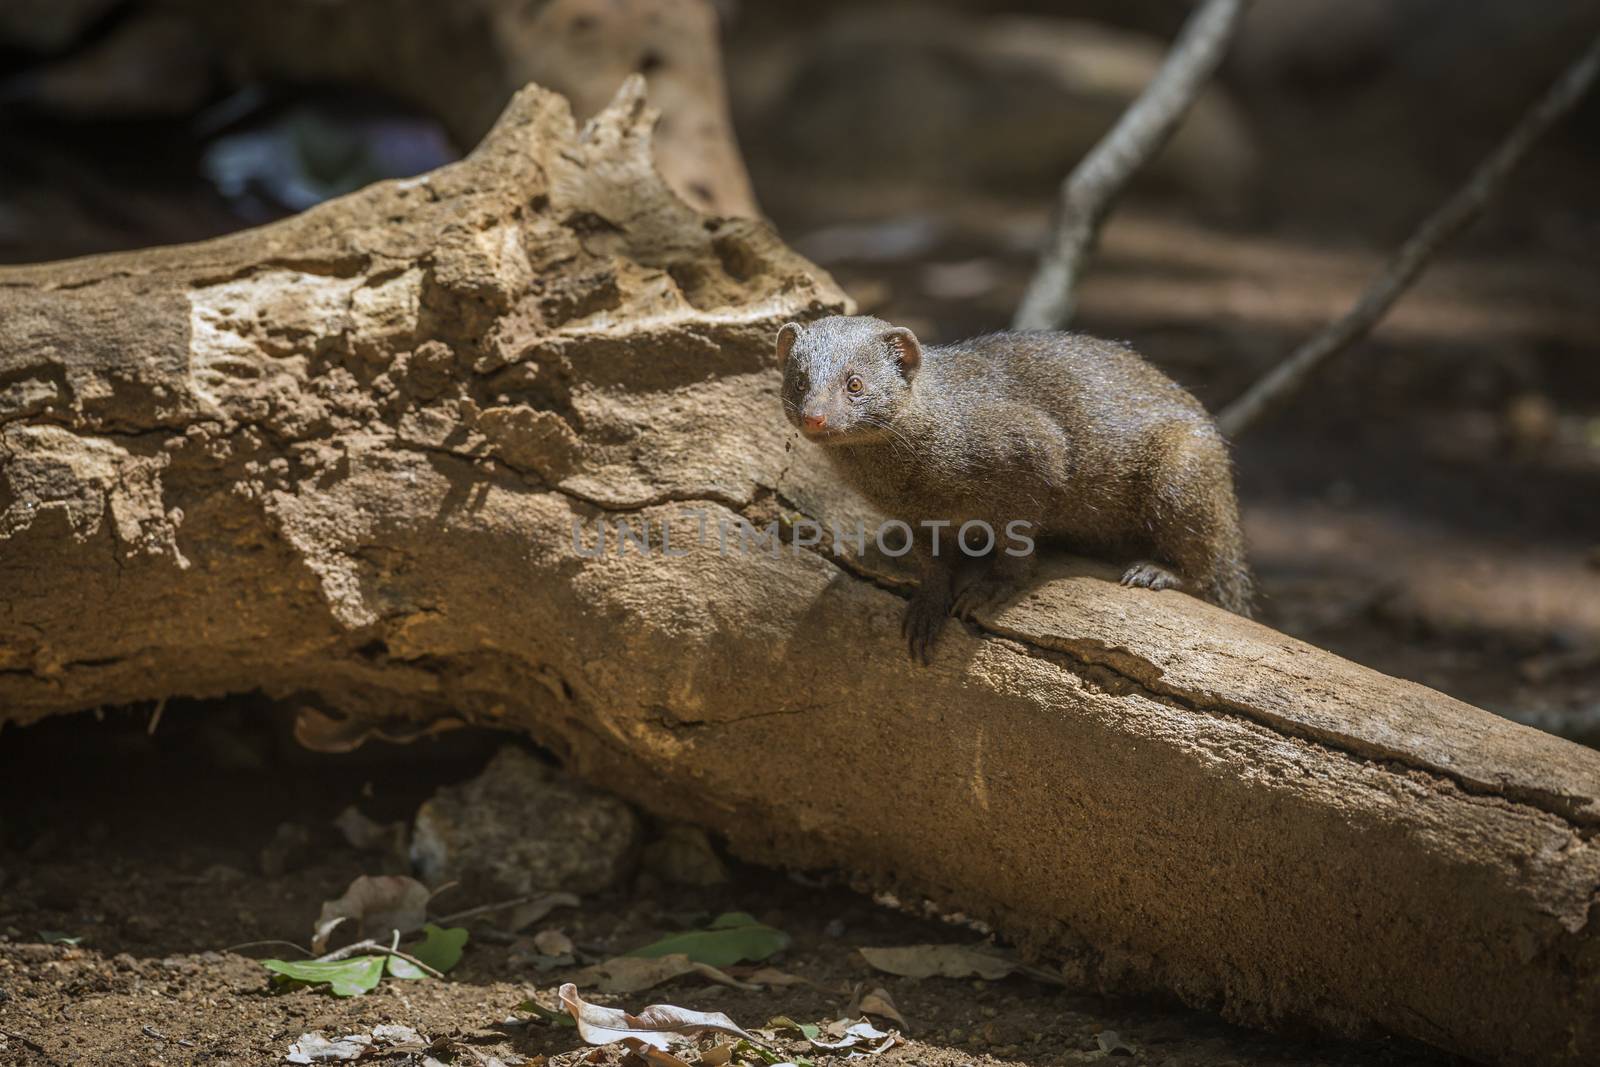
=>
[802,413,828,432]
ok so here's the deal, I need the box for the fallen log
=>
[1,80,1597,1067]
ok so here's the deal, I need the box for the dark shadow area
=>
[0,702,1449,1066]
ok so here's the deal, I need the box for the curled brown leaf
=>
[557,982,757,1051]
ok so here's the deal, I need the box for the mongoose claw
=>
[951,576,1016,623]
[1121,560,1183,592]
[902,594,949,665]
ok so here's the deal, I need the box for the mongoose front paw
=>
[1121,560,1184,592]
[902,594,950,665]
[951,576,1020,623]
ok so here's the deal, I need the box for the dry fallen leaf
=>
[370,1024,425,1049]
[740,966,812,989]
[855,987,909,1033]
[810,1019,895,1052]
[857,944,1016,981]
[509,891,582,932]
[285,1031,372,1062]
[312,874,430,953]
[568,954,758,995]
[699,1042,736,1066]
[557,982,757,1051]
[534,929,575,956]
[622,1038,695,1066]
[333,806,408,856]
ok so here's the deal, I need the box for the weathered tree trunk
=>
[1,81,1597,1067]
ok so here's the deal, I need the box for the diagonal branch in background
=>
[1217,30,1600,438]
[1013,0,1251,332]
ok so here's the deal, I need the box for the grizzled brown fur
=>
[779,314,1251,661]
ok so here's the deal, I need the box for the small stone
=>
[533,928,574,956]
[411,745,640,897]
[639,823,728,887]
[259,822,312,878]
[1095,1030,1135,1056]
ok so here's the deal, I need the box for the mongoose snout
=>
[778,314,1252,662]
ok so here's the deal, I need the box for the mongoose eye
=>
[845,374,864,395]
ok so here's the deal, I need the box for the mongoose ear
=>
[884,327,922,378]
[775,322,802,367]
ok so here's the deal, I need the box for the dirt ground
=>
[0,706,1455,1067]
[3,12,1599,1065]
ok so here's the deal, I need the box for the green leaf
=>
[627,912,789,967]
[409,923,468,973]
[262,956,385,997]
[38,931,84,946]
[515,999,577,1027]
[768,1016,821,1041]
[735,1039,811,1067]
[386,954,426,980]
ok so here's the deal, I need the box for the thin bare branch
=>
[315,937,446,980]
[432,890,580,926]
[1218,30,1600,438]
[1013,0,1251,331]
[221,939,312,956]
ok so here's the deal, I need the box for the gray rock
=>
[411,746,639,898]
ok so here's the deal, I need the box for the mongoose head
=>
[776,315,922,445]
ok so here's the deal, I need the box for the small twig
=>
[425,879,460,904]
[147,696,167,736]
[432,897,524,924]
[315,938,445,979]
[1217,30,1600,437]
[222,939,313,956]
[1,1029,53,1060]
[1014,0,1251,331]
[432,890,577,925]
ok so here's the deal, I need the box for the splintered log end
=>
[0,79,847,713]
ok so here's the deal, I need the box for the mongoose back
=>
[777,314,1252,662]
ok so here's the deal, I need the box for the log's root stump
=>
[2,79,1598,1067]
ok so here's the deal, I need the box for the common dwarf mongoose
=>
[779,315,1251,662]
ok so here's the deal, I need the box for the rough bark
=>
[2,81,1599,1067]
